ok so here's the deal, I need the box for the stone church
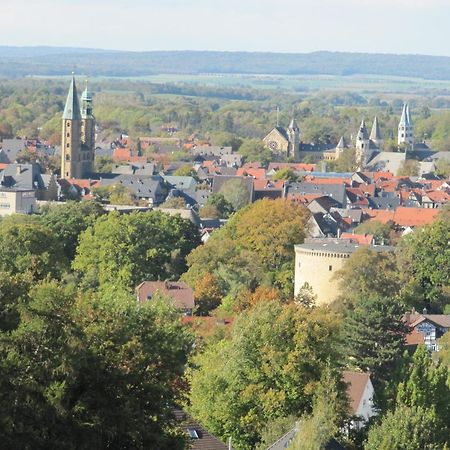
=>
[61,75,95,179]
[263,118,300,160]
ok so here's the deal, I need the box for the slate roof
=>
[0,163,48,190]
[0,138,27,163]
[62,76,81,120]
[366,151,407,175]
[173,410,228,450]
[99,174,167,204]
[296,238,393,254]
[370,116,382,141]
[286,182,347,207]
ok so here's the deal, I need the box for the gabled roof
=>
[173,410,228,450]
[342,371,371,416]
[136,281,195,310]
[62,75,81,120]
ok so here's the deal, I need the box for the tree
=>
[353,220,395,244]
[201,193,233,219]
[437,331,450,366]
[188,302,341,450]
[238,139,272,165]
[73,210,201,290]
[41,201,104,261]
[160,196,187,209]
[219,178,251,211]
[0,281,192,449]
[396,345,450,439]
[291,366,350,450]
[194,272,224,316]
[0,218,68,281]
[397,159,419,177]
[333,248,401,309]
[365,405,443,450]
[340,295,409,408]
[272,167,298,182]
[396,215,450,312]
[183,199,309,299]
[434,158,450,178]
[173,165,196,177]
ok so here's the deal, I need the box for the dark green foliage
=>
[340,295,409,408]
[366,346,450,449]
[73,210,201,290]
[41,201,104,261]
[188,302,341,450]
[0,217,68,281]
[0,281,192,449]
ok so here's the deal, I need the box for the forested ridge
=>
[3,47,450,79]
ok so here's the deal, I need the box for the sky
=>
[1,0,450,56]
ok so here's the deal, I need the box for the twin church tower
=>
[61,75,95,179]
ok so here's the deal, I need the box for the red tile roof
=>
[253,179,284,190]
[340,233,374,245]
[268,162,316,172]
[236,167,266,179]
[367,207,439,227]
[136,281,194,311]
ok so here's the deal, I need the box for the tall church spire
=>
[398,103,414,149]
[370,116,382,141]
[62,74,81,120]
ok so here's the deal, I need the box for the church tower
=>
[80,80,95,176]
[355,119,370,167]
[398,103,414,150]
[287,118,300,160]
[61,75,82,179]
[370,116,383,149]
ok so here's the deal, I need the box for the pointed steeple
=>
[399,104,408,127]
[336,136,346,149]
[356,119,369,141]
[288,118,299,131]
[62,74,81,120]
[370,116,382,141]
[81,79,93,118]
[406,104,412,126]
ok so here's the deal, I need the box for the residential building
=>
[405,312,450,351]
[343,371,376,429]
[136,281,195,316]
[0,188,36,216]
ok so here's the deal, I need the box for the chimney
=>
[423,307,428,315]
[16,164,22,175]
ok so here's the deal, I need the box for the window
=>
[66,143,70,148]
[187,429,199,439]
[329,265,333,271]
[66,133,70,137]
[66,122,70,127]
[0,203,11,208]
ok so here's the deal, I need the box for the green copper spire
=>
[62,74,81,120]
[81,79,93,118]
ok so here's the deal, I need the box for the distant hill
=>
[1,47,450,80]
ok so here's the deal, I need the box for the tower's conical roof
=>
[356,119,369,140]
[406,104,412,126]
[336,136,346,149]
[370,116,382,141]
[81,79,92,101]
[399,104,408,127]
[288,118,299,130]
[62,75,81,120]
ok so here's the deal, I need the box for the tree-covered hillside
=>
[3,47,450,79]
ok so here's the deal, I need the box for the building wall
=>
[0,190,36,216]
[263,129,289,153]
[294,247,351,305]
[356,379,376,423]
[61,118,82,179]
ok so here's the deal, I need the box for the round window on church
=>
[269,140,279,151]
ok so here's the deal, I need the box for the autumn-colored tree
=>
[194,272,224,316]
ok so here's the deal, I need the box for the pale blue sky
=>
[1,0,450,55]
